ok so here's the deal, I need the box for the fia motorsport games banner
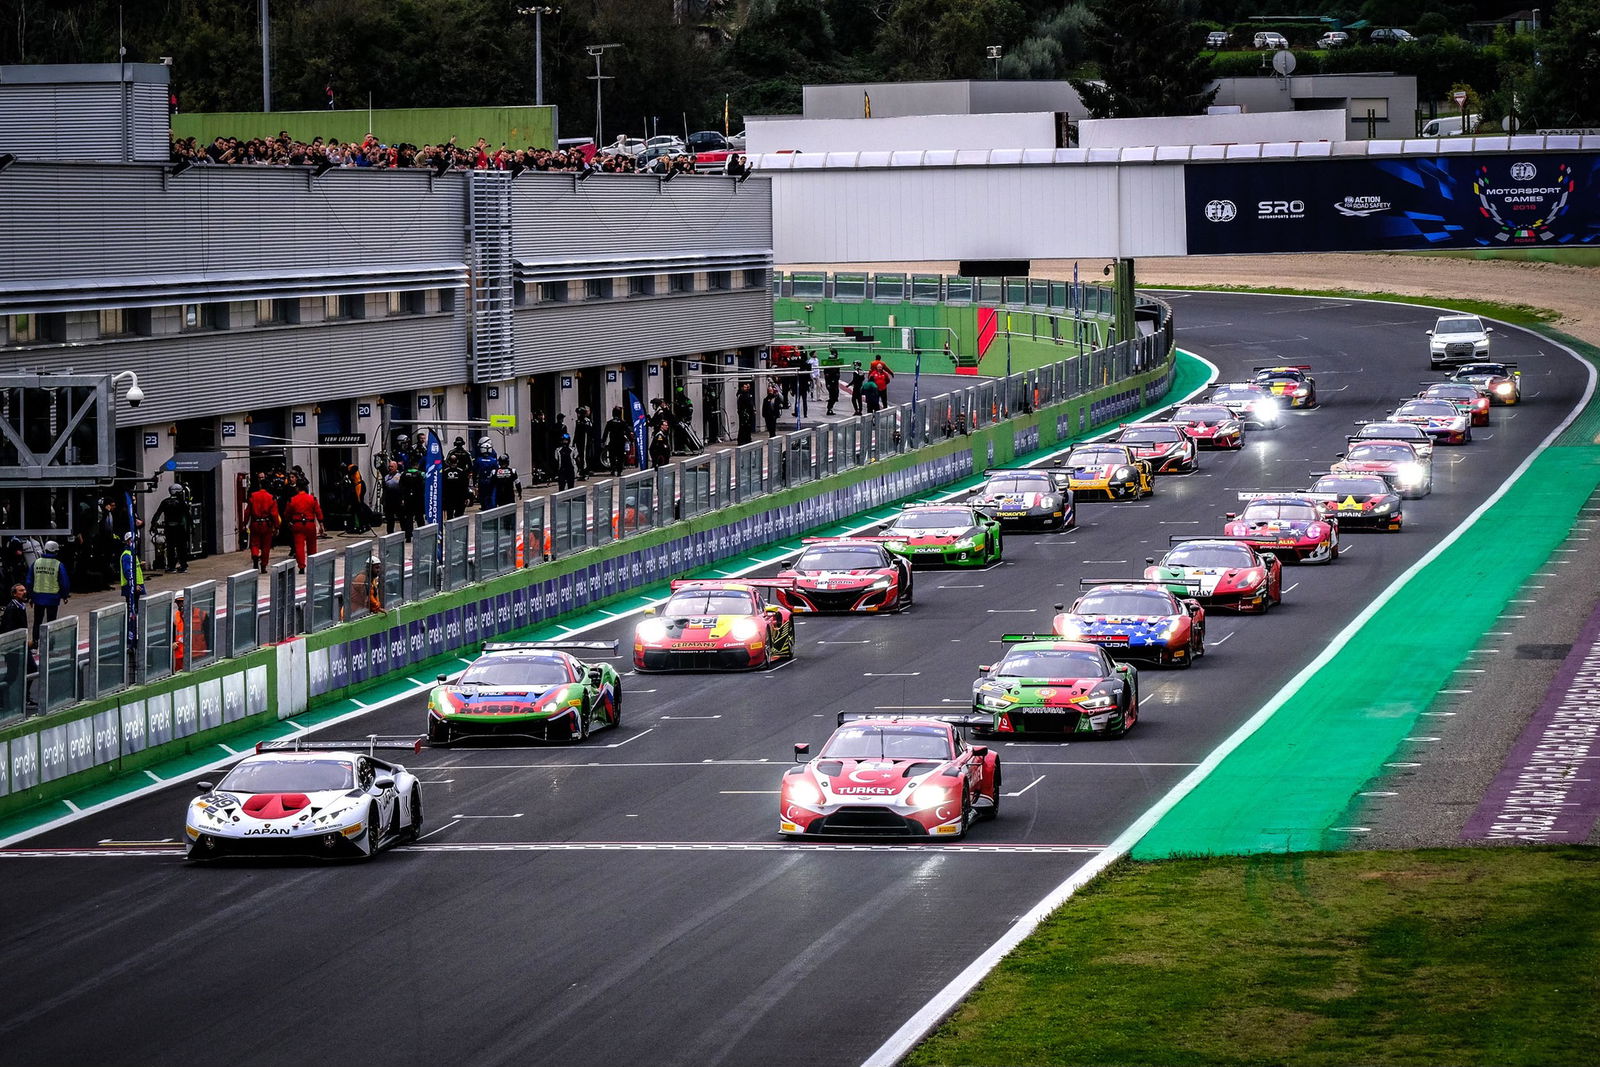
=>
[1184,154,1600,254]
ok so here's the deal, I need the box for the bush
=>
[1209,51,1324,78]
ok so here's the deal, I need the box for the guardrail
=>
[775,270,1117,318]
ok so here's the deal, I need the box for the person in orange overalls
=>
[173,593,211,671]
[247,480,281,572]
[283,485,327,569]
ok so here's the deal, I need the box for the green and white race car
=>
[427,641,622,745]
[877,503,1003,568]
[972,635,1139,739]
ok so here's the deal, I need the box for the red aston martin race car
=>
[1252,364,1317,408]
[779,713,1001,838]
[1226,493,1340,563]
[1168,402,1244,449]
[1113,422,1200,473]
[776,538,913,614]
[634,578,797,671]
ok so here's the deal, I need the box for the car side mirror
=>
[793,742,810,762]
[195,781,214,793]
[765,605,782,615]
[971,746,989,758]
[1145,557,1155,565]
[1053,603,1064,611]
[642,606,656,616]
[588,667,603,683]
[374,776,395,791]
[1424,329,1434,336]
[1335,452,1345,459]
[1486,326,1494,333]
[1225,512,1237,520]
[978,663,993,673]
[436,674,448,683]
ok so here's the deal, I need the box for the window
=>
[326,294,363,320]
[6,314,37,345]
[709,271,731,291]
[182,303,202,330]
[628,275,654,297]
[743,269,767,289]
[584,278,612,301]
[1350,97,1389,120]
[538,282,566,303]
[440,288,457,313]
[512,282,527,307]
[129,308,154,336]
[98,309,127,338]
[256,299,288,325]
[669,274,691,294]
[38,313,67,342]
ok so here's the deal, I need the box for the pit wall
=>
[0,351,1178,820]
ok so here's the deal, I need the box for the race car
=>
[1143,536,1282,614]
[1168,402,1244,450]
[634,578,797,671]
[1307,472,1404,531]
[779,713,1001,838]
[1391,398,1472,444]
[427,641,622,745]
[776,537,912,614]
[1053,580,1206,668]
[1333,438,1432,498]
[1252,365,1317,408]
[1055,444,1154,501]
[1225,494,1340,563]
[1352,420,1435,463]
[972,635,1139,738]
[185,737,424,861]
[878,503,1003,567]
[1113,422,1200,473]
[1447,361,1520,404]
[969,467,1075,529]
[1208,382,1284,429]
[1416,381,1491,425]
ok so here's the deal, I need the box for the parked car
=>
[645,135,684,153]
[1206,31,1230,49]
[1369,27,1415,43]
[1421,114,1480,138]
[1316,31,1349,48]
[686,130,728,152]
[1253,31,1288,49]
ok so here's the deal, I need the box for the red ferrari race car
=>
[779,713,1001,839]
[1053,579,1206,668]
[1447,361,1520,405]
[1113,422,1200,473]
[1252,364,1317,408]
[776,538,913,614]
[634,578,797,671]
[1226,493,1340,563]
[1168,402,1244,450]
[1416,381,1491,425]
[1144,536,1282,614]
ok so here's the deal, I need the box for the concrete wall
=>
[748,112,1057,155]
[1078,110,1348,148]
[801,81,1085,120]
[1210,74,1419,140]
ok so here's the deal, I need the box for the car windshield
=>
[1256,370,1302,383]
[1067,448,1126,466]
[1359,424,1425,440]
[1435,318,1483,335]
[1242,503,1319,523]
[888,509,971,531]
[1425,386,1477,399]
[821,725,952,760]
[1346,443,1415,462]
[1175,405,1231,422]
[1399,401,1458,417]
[1314,476,1388,495]
[795,546,885,571]
[996,649,1107,678]
[1074,589,1175,615]
[982,476,1051,494]
[220,759,355,793]
[662,591,756,616]
[1118,427,1181,443]
[1165,543,1256,568]
[1211,385,1262,401]
[1457,364,1508,377]
[458,655,572,686]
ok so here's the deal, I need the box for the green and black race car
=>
[878,503,1003,568]
[971,635,1139,739]
[426,641,622,745]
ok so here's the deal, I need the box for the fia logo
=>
[1205,199,1238,223]
[1510,161,1537,182]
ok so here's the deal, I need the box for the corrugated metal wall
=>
[510,172,773,261]
[513,288,774,374]
[0,82,168,162]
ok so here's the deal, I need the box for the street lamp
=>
[585,43,622,149]
[986,45,1003,80]
[515,6,560,108]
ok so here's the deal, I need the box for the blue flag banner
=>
[627,389,650,471]
[424,429,443,526]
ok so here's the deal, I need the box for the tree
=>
[998,3,1094,81]
[876,0,1026,81]
[1522,0,1600,127]
[1070,0,1217,118]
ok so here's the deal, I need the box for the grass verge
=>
[1402,247,1600,268]
[909,849,1600,1067]
[1141,284,1559,327]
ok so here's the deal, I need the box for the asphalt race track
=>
[2,292,1585,1067]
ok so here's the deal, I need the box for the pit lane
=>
[1,292,1585,1067]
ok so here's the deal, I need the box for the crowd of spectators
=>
[169,132,746,177]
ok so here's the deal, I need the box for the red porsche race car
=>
[1053,579,1206,668]
[634,578,797,671]
[1113,421,1200,473]
[1168,402,1244,450]
[1225,493,1340,563]
[1252,364,1317,408]
[776,538,913,614]
[1416,381,1490,425]
[780,713,1001,839]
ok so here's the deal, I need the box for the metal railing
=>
[775,270,1117,318]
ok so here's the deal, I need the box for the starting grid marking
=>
[0,841,1107,859]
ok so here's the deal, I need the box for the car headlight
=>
[1371,501,1392,514]
[909,783,955,809]
[1114,466,1134,481]
[979,692,1012,710]
[729,617,761,641]
[1055,618,1084,639]
[1495,382,1514,396]
[870,577,892,590]
[1079,694,1115,710]
[636,618,668,642]
[956,535,980,549]
[1398,463,1425,486]
[785,778,823,808]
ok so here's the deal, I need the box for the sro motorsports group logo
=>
[1205,199,1238,222]
[1257,199,1306,220]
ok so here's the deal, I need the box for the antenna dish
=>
[1272,50,1297,76]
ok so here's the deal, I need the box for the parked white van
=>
[1421,114,1480,138]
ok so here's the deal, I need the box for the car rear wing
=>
[1167,534,1262,545]
[801,536,889,546]
[1253,364,1312,372]
[837,711,991,730]
[1078,577,1202,590]
[1344,435,1420,451]
[979,466,1073,490]
[482,640,620,655]
[1446,362,1518,374]
[256,735,424,755]
[669,577,798,591]
[1235,490,1321,502]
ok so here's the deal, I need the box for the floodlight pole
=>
[586,43,621,148]
[260,0,272,112]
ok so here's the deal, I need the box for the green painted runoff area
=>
[1135,366,1600,858]
[0,352,1212,843]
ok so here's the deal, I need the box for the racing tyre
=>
[952,786,972,839]
[578,697,592,741]
[979,762,1001,820]
[1464,427,1473,444]
[401,787,424,843]
[611,683,623,727]
[367,800,387,856]
[427,718,452,747]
